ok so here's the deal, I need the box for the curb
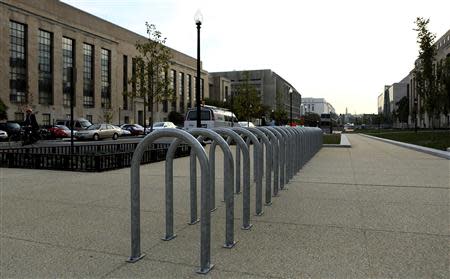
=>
[359,133,450,160]
[323,134,351,148]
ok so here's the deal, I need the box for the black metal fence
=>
[0,142,190,172]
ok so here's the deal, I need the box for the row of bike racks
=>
[127,126,323,274]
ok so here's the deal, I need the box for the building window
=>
[101,48,111,109]
[83,43,94,107]
[15,112,24,122]
[9,21,27,103]
[187,74,192,108]
[171,69,176,110]
[42,113,51,126]
[124,116,129,124]
[123,55,128,110]
[179,72,185,113]
[62,37,75,107]
[201,78,204,100]
[311,104,314,111]
[86,114,93,123]
[38,29,53,105]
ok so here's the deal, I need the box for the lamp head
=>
[289,88,293,94]
[194,9,203,25]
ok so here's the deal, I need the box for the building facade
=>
[209,69,302,120]
[300,97,335,116]
[208,75,231,103]
[0,0,209,126]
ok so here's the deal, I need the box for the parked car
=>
[0,130,8,140]
[120,124,145,136]
[239,121,255,128]
[47,125,76,138]
[75,124,122,140]
[55,118,92,131]
[0,122,23,140]
[112,125,131,137]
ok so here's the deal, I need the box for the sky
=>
[61,0,450,115]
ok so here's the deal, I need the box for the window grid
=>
[179,72,185,113]
[187,74,192,108]
[123,55,128,110]
[101,48,111,109]
[9,21,27,103]
[83,43,94,107]
[42,113,51,126]
[62,37,74,107]
[38,29,53,105]
[171,69,176,110]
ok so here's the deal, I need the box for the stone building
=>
[209,69,301,121]
[301,97,335,116]
[0,0,209,126]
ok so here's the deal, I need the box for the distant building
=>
[1,0,209,125]
[208,75,231,103]
[209,69,301,120]
[301,98,335,116]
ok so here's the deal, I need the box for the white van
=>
[184,105,239,131]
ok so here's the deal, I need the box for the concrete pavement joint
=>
[292,180,450,190]
[249,218,450,237]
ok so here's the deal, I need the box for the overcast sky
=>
[62,0,449,114]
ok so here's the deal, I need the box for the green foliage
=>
[126,22,174,129]
[232,72,262,121]
[303,112,320,127]
[168,111,184,126]
[395,96,409,123]
[273,90,287,125]
[413,17,438,125]
[0,98,8,120]
[203,98,230,109]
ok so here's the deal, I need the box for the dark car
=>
[120,124,145,136]
[0,122,23,140]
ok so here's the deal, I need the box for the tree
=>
[395,96,409,124]
[167,111,184,126]
[303,112,320,127]
[233,72,262,121]
[438,56,450,127]
[272,90,287,125]
[203,98,229,109]
[413,17,437,128]
[0,98,8,120]
[126,22,174,132]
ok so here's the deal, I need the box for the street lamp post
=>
[414,97,418,133]
[195,10,203,128]
[289,88,293,126]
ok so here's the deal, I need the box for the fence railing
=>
[128,126,323,274]
[0,142,190,172]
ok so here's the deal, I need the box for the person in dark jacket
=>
[24,108,39,131]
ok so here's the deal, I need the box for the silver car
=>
[75,124,121,140]
[0,130,7,140]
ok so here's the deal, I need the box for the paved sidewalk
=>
[1,134,449,278]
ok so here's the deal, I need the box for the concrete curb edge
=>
[359,133,450,160]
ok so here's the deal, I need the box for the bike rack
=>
[230,127,263,216]
[187,128,236,248]
[245,127,273,206]
[257,127,280,201]
[127,126,324,275]
[266,127,285,193]
[211,127,252,229]
[128,129,214,274]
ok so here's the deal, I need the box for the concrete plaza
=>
[1,134,449,278]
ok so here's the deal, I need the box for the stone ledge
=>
[323,134,351,148]
[360,133,450,160]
